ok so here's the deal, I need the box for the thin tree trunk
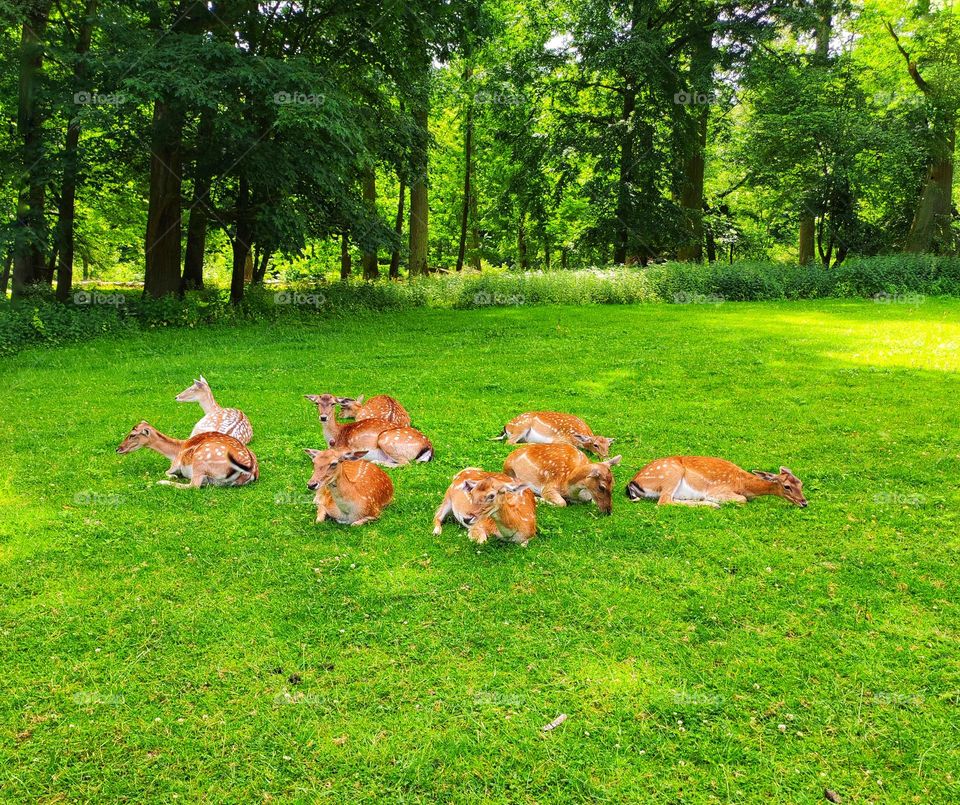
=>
[614,83,636,265]
[230,173,250,304]
[144,100,184,297]
[799,215,815,265]
[340,231,351,279]
[518,213,529,270]
[55,0,98,303]
[456,64,474,272]
[0,251,12,297]
[252,249,270,284]
[181,111,214,292]
[12,0,52,299]
[361,166,378,279]
[389,178,405,278]
[408,53,430,277]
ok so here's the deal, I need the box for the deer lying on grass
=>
[493,411,615,458]
[626,457,807,508]
[175,375,253,444]
[503,443,622,515]
[336,395,411,427]
[116,421,258,488]
[305,394,432,466]
[433,468,537,546]
[304,448,394,525]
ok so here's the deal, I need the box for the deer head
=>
[570,455,622,515]
[305,393,339,423]
[304,448,368,490]
[336,395,365,419]
[572,432,615,458]
[116,421,155,454]
[753,467,807,507]
[175,375,212,403]
[457,476,518,525]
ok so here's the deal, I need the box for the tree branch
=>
[885,21,930,95]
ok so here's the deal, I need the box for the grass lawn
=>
[2,299,959,802]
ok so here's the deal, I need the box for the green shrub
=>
[3,255,959,356]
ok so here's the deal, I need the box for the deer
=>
[304,448,394,525]
[336,394,411,427]
[492,411,614,458]
[116,421,258,488]
[625,457,807,508]
[305,394,432,466]
[175,375,253,444]
[433,468,536,546]
[503,443,622,515]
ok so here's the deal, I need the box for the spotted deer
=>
[504,443,622,515]
[432,467,538,547]
[626,457,807,508]
[305,394,432,465]
[116,421,258,488]
[175,376,253,444]
[337,394,411,427]
[304,448,394,525]
[493,411,614,458]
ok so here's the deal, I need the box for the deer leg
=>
[351,516,375,527]
[468,521,492,545]
[541,487,567,507]
[433,496,452,535]
[709,491,748,505]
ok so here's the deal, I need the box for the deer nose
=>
[799,500,808,508]
[307,481,319,491]
[319,415,328,422]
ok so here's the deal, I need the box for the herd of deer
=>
[116,376,808,545]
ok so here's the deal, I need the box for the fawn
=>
[117,421,258,488]
[434,468,536,545]
[175,376,253,444]
[336,394,411,427]
[504,443,622,515]
[305,394,432,465]
[626,457,807,507]
[493,411,614,458]
[304,448,394,525]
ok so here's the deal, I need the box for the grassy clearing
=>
[2,300,959,802]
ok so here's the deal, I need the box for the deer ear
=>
[753,470,778,481]
[355,394,365,405]
[604,455,622,467]
[458,479,479,492]
[779,466,793,476]
[336,396,355,405]
[341,450,368,461]
[572,432,591,444]
[303,448,324,460]
[199,374,207,384]
[305,394,322,405]
[504,482,530,494]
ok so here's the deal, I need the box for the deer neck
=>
[197,389,218,414]
[743,474,781,500]
[321,414,343,447]
[147,430,184,461]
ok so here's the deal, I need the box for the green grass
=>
[2,300,959,802]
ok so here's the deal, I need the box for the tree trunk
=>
[904,121,955,253]
[230,173,250,304]
[518,213,529,270]
[407,56,430,277]
[12,0,52,299]
[798,215,815,265]
[181,111,215,292]
[0,251,12,297]
[55,0,98,303]
[144,100,184,297]
[361,166,379,279]
[614,83,636,265]
[340,231,351,279]
[252,249,270,284]
[389,178,405,278]
[456,64,474,272]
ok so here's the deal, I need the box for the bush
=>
[3,254,959,357]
